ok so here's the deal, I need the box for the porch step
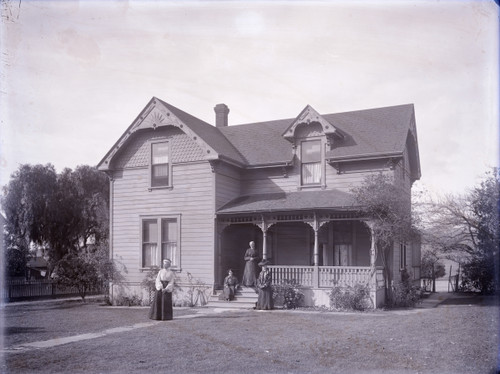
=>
[206,286,258,309]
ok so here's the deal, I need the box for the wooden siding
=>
[215,163,241,209]
[111,161,215,286]
[240,158,394,196]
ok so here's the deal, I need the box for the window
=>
[151,141,170,188]
[301,140,322,185]
[141,216,180,269]
[400,242,407,269]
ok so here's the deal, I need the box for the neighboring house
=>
[98,97,421,307]
[26,256,49,280]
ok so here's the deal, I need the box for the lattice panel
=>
[112,127,205,169]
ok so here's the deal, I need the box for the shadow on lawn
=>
[438,293,499,307]
[4,326,45,336]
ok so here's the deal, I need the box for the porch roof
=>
[217,189,356,215]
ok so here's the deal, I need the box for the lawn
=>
[2,293,498,374]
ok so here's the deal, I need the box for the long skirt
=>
[242,261,258,287]
[256,287,273,310]
[223,285,236,301]
[149,290,173,320]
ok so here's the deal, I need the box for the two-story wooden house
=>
[97,97,421,308]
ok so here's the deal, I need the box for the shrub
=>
[114,294,143,306]
[460,256,495,294]
[389,268,422,308]
[329,283,371,311]
[272,280,304,309]
[53,252,100,301]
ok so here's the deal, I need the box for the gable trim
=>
[97,97,220,171]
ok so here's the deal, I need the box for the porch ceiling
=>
[217,189,356,215]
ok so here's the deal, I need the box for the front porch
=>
[216,207,387,308]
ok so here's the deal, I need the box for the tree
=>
[351,173,419,305]
[2,164,110,277]
[2,164,58,276]
[421,170,499,294]
[52,251,100,301]
[420,248,446,292]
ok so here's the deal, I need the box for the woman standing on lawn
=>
[149,259,175,320]
[255,259,273,310]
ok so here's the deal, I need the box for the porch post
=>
[313,213,320,266]
[259,215,268,260]
[365,220,378,307]
[262,229,268,260]
[313,214,320,288]
[366,221,376,268]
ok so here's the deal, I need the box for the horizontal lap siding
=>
[325,161,392,192]
[215,165,241,209]
[241,160,394,197]
[112,162,215,285]
[242,167,300,195]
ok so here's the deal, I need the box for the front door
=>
[334,244,351,266]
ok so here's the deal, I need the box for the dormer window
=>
[151,141,171,188]
[301,139,322,185]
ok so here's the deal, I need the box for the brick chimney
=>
[214,104,229,128]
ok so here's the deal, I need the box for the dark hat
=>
[258,259,269,266]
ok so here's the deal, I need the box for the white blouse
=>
[155,268,176,292]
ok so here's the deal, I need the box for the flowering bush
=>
[272,280,304,309]
[329,283,371,311]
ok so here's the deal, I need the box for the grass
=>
[2,293,499,374]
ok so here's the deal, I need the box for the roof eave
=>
[326,151,403,163]
[216,205,359,216]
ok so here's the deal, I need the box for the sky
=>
[0,0,498,197]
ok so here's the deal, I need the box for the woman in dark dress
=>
[223,269,239,301]
[256,259,273,310]
[242,241,259,287]
[149,259,175,320]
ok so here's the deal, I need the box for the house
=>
[97,97,421,308]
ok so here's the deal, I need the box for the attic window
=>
[301,139,322,185]
[150,141,171,188]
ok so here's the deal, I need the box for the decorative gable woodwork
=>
[282,105,345,146]
[98,98,219,171]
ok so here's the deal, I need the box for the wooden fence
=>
[3,279,106,302]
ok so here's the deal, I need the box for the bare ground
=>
[1,292,499,374]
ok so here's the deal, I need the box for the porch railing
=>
[269,266,315,287]
[268,265,381,289]
[319,266,372,288]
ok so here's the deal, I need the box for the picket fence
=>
[3,278,106,302]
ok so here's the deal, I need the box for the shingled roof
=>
[218,104,415,167]
[217,189,356,214]
[98,98,417,173]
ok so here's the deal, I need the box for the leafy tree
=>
[2,164,110,277]
[351,173,419,305]
[2,164,58,276]
[52,252,100,301]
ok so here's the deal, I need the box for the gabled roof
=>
[217,189,356,214]
[97,97,246,171]
[98,99,418,176]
